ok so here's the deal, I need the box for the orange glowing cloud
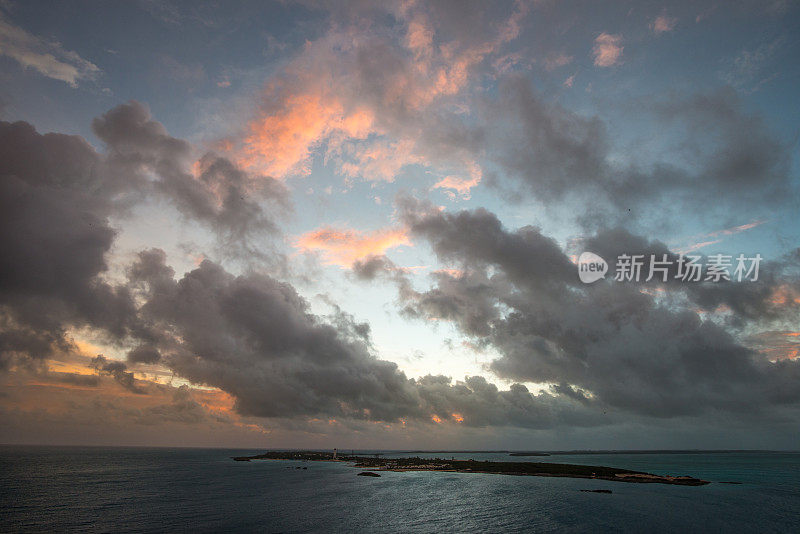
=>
[231,2,526,189]
[769,284,800,306]
[240,92,374,178]
[746,331,800,362]
[433,268,465,278]
[295,226,411,267]
[193,388,237,413]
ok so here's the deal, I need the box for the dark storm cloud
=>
[0,119,139,369]
[0,104,290,371]
[54,372,100,387]
[399,197,575,289]
[481,81,795,226]
[0,315,72,371]
[93,101,289,240]
[395,202,800,417]
[483,78,610,202]
[401,269,503,338]
[351,255,397,281]
[580,228,800,327]
[654,89,790,199]
[127,344,162,364]
[351,254,417,303]
[414,374,601,429]
[116,247,597,428]
[128,249,423,420]
[136,386,211,425]
[90,355,145,394]
[682,248,800,328]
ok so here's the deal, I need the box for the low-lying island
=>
[232,451,710,486]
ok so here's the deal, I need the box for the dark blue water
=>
[1,447,798,532]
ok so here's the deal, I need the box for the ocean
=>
[1,447,798,532]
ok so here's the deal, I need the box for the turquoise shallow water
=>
[1,447,798,532]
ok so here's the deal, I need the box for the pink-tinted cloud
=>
[230,2,527,190]
[675,219,767,253]
[714,219,767,236]
[338,139,423,183]
[295,226,411,267]
[432,175,481,199]
[432,161,482,199]
[678,239,722,254]
[544,52,573,71]
[651,14,677,34]
[592,33,623,67]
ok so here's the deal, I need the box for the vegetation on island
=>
[232,451,710,486]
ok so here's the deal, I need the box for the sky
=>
[1,0,799,450]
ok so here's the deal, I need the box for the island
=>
[231,451,710,486]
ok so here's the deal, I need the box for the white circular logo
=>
[577,252,608,283]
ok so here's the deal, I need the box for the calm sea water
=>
[1,447,798,532]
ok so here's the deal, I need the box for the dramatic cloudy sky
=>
[1,0,799,450]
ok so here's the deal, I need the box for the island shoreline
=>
[232,451,710,486]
